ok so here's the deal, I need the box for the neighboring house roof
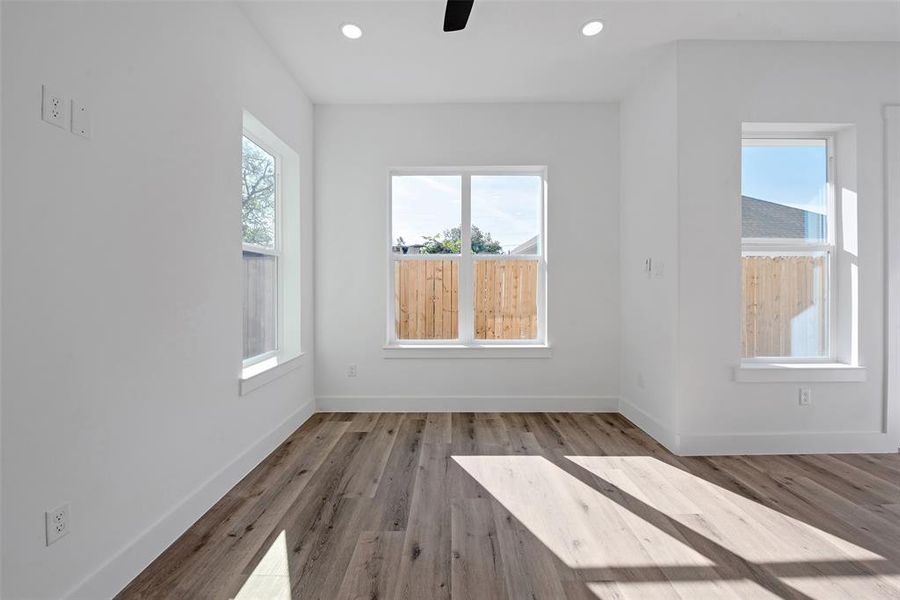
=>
[510,235,538,255]
[392,243,425,255]
[742,195,825,239]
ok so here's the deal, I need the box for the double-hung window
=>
[388,168,547,347]
[242,134,281,365]
[740,136,834,361]
[239,112,302,389]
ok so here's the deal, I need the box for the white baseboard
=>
[614,397,899,456]
[64,398,316,600]
[677,429,899,456]
[617,396,680,453]
[316,395,619,413]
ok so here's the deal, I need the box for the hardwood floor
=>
[117,413,900,599]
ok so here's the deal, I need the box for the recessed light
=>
[341,23,363,40]
[581,20,604,37]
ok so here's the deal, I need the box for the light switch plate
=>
[71,99,91,139]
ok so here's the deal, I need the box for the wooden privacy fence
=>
[394,259,539,340]
[474,260,538,340]
[394,260,459,339]
[741,255,827,358]
[243,253,277,359]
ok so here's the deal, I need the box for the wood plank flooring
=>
[117,413,900,599]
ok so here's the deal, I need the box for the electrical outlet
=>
[41,85,69,129]
[347,364,357,378]
[45,503,70,546]
[799,387,812,406]
[70,99,91,139]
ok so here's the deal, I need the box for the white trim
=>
[740,131,837,361]
[740,243,831,253]
[240,353,305,395]
[242,349,277,369]
[620,399,894,456]
[316,395,617,412]
[388,165,546,175]
[733,362,866,383]
[242,118,284,368]
[742,137,828,148]
[618,397,680,454]
[241,111,303,375]
[241,243,279,257]
[387,167,548,347]
[382,344,551,359]
[460,173,474,344]
[677,430,898,456]
[885,104,900,442]
[64,399,317,600]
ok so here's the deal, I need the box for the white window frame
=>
[385,166,548,350]
[740,134,837,363]
[239,111,303,392]
[242,130,284,369]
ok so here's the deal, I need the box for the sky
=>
[392,174,541,253]
[391,148,823,253]
[741,142,827,214]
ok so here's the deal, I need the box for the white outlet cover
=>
[71,99,91,139]
[45,503,70,546]
[41,85,68,129]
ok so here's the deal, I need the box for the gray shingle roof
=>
[742,195,825,239]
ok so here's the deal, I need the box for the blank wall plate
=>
[71,99,91,139]
[41,85,68,129]
[45,503,70,546]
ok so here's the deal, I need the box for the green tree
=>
[420,226,503,254]
[242,137,276,247]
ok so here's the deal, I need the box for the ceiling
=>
[239,1,900,103]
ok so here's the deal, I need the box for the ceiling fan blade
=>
[443,0,474,32]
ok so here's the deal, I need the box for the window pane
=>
[474,259,538,340]
[741,140,827,241]
[243,251,277,360]
[471,175,542,254]
[741,252,828,358]
[392,176,462,255]
[394,259,458,339]
[242,136,276,248]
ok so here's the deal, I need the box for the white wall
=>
[1,2,315,598]
[675,41,900,453]
[0,2,4,594]
[618,47,680,449]
[2,14,896,600]
[315,103,619,410]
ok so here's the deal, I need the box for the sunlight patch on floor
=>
[452,455,713,569]
[587,578,782,599]
[566,456,883,564]
[784,575,900,599]
[232,530,291,600]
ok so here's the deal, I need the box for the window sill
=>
[240,353,304,395]
[382,344,552,359]
[733,362,867,383]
